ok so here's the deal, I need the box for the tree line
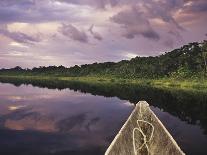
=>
[0,41,207,79]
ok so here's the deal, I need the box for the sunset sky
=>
[0,0,207,68]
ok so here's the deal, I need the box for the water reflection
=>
[0,83,133,155]
[152,107,207,155]
[0,78,207,154]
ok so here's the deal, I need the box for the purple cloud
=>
[0,27,40,44]
[88,25,103,41]
[57,0,118,9]
[110,7,160,40]
[140,0,184,30]
[59,24,88,43]
[0,1,79,24]
[0,0,35,6]
[183,0,207,13]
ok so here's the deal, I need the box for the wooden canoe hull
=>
[105,101,185,155]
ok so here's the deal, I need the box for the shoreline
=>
[0,75,206,92]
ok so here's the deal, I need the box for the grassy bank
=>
[0,75,207,92]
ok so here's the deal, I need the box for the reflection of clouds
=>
[0,83,133,152]
[85,117,100,132]
[122,101,134,107]
[0,85,133,133]
[5,91,86,103]
[3,108,57,132]
[57,113,88,132]
[56,113,101,133]
[8,105,26,111]
[8,95,23,101]
[4,117,56,132]
[7,94,57,101]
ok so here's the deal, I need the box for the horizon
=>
[0,0,207,68]
[0,40,205,70]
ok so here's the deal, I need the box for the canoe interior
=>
[105,101,185,155]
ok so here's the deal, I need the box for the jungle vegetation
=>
[0,41,207,80]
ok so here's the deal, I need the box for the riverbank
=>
[0,75,207,92]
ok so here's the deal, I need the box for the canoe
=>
[105,101,185,155]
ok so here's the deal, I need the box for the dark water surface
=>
[0,79,207,155]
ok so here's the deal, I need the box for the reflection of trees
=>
[0,77,207,134]
[57,113,87,132]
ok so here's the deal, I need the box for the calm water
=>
[0,80,207,155]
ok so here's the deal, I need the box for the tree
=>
[201,41,207,76]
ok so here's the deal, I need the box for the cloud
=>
[110,7,160,40]
[0,0,81,24]
[0,0,35,7]
[59,24,88,43]
[183,0,207,13]
[56,0,119,9]
[0,27,41,44]
[140,0,184,30]
[88,24,103,41]
[9,42,29,48]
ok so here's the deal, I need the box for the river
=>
[0,80,207,155]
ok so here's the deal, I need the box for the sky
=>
[0,0,207,68]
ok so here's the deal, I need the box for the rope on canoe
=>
[133,103,154,155]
